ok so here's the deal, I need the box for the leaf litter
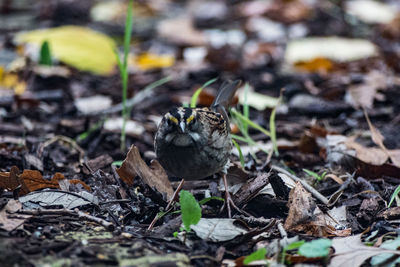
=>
[1,0,400,266]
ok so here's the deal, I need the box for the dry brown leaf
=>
[157,17,207,46]
[0,199,31,232]
[0,166,30,195]
[377,207,400,220]
[364,109,400,167]
[284,182,316,230]
[347,71,400,109]
[117,145,173,200]
[0,167,90,196]
[284,182,351,237]
[20,170,60,191]
[345,137,388,165]
[325,174,344,185]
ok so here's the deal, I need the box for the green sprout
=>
[189,77,218,108]
[303,168,327,182]
[39,40,52,66]
[388,185,400,208]
[115,0,134,151]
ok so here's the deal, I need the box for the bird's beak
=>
[179,121,186,133]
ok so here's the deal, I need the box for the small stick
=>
[271,165,329,205]
[277,221,288,239]
[74,208,114,231]
[19,208,115,231]
[147,179,185,231]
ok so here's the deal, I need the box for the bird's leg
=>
[221,173,249,218]
[147,179,185,231]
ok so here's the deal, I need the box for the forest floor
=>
[1,0,400,266]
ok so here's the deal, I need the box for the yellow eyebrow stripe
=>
[186,115,194,124]
[169,116,178,124]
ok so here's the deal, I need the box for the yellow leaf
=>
[16,26,116,75]
[294,57,334,73]
[0,66,27,95]
[133,53,175,71]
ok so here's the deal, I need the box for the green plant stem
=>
[119,0,134,152]
[190,77,218,108]
[243,83,249,135]
[231,109,271,137]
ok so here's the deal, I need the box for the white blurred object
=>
[183,47,207,65]
[285,37,378,65]
[346,0,398,24]
[74,95,112,114]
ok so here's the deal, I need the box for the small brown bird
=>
[154,80,242,217]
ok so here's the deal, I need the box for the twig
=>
[271,165,329,205]
[74,208,115,231]
[19,208,115,231]
[233,214,272,226]
[277,221,287,239]
[147,179,185,231]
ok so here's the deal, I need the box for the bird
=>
[154,80,242,217]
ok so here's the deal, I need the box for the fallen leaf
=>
[15,26,116,75]
[330,234,400,267]
[284,182,351,237]
[132,52,175,71]
[345,0,397,24]
[345,137,388,165]
[0,199,31,231]
[364,109,400,167]
[116,145,174,200]
[285,37,378,72]
[294,57,334,74]
[104,117,145,137]
[20,170,60,192]
[190,218,248,242]
[0,67,27,95]
[346,71,397,109]
[157,17,207,46]
[0,168,91,196]
[238,88,279,111]
[284,182,315,231]
[19,190,98,210]
[74,95,113,114]
[370,238,400,266]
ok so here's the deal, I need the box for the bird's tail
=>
[211,80,241,129]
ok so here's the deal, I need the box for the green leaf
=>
[284,240,305,251]
[370,237,400,266]
[388,185,400,208]
[190,77,218,108]
[190,87,203,108]
[180,190,201,232]
[111,161,123,167]
[242,83,249,135]
[303,168,322,181]
[298,239,332,258]
[39,40,52,66]
[173,231,178,238]
[232,139,245,167]
[198,196,225,205]
[243,247,267,265]
[231,109,270,137]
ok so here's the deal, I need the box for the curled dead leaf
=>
[116,145,174,200]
